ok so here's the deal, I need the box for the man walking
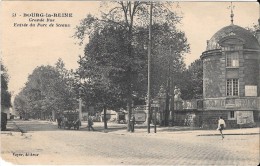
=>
[217,116,226,140]
[87,117,95,131]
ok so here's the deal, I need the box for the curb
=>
[197,133,260,136]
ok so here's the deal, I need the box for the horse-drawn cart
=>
[58,111,81,130]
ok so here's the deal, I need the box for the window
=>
[230,111,235,118]
[228,111,236,120]
[226,52,239,67]
[227,79,239,96]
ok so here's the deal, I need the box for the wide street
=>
[1,119,259,165]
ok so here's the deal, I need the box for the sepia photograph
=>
[1,1,259,165]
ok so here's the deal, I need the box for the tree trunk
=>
[164,92,170,126]
[103,106,108,129]
[127,95,132,132]
[41,111,44,120]
[164,67,171,126]
[170,82,175,126]
[52,110,55,122]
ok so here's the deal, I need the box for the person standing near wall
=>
[217,116,226,140]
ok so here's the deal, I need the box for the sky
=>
[1,1,259,98]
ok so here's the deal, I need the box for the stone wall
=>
[173,110,238,129]
[173,111,201,127]
[243,52,259,97]
[198,111,238,129]
[202,50,260,98]
[173,109,259,129]
[203,51,224,98]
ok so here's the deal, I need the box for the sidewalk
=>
[81,121,260,137]
[2,119,259,137]
[108,125,260,136]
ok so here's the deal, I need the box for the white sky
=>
[1,1,259,97]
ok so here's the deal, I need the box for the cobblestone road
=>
[1,120,259,165]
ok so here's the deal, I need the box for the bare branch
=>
[99,18,125,28]
[132,1,139,16]
[129,1,132,19]
[107,6,122,15]
[120,1,129,27]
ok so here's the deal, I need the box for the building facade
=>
[200,23,260,128]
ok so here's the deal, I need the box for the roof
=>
[206,24,260,51]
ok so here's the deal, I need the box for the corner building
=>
[200,24,260,128]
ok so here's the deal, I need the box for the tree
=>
[246,23,259,37]
[135,23,189,126]
[149,23,189,97]
[179,59,203,100]
[55,58,78,111]
[77,25,133,129]
[74,2,190,128]
[1,62,12,110]
[14,92,30,119]
[14,63,78,120]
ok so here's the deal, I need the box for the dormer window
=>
[226,52,239,67]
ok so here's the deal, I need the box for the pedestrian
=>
[217,116,226,140]
[57,115,62,128]
[87,117,95,131]
[130,114,135,132]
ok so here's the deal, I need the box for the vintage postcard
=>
[1,1,259,165]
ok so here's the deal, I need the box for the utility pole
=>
[147,2,153,133]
